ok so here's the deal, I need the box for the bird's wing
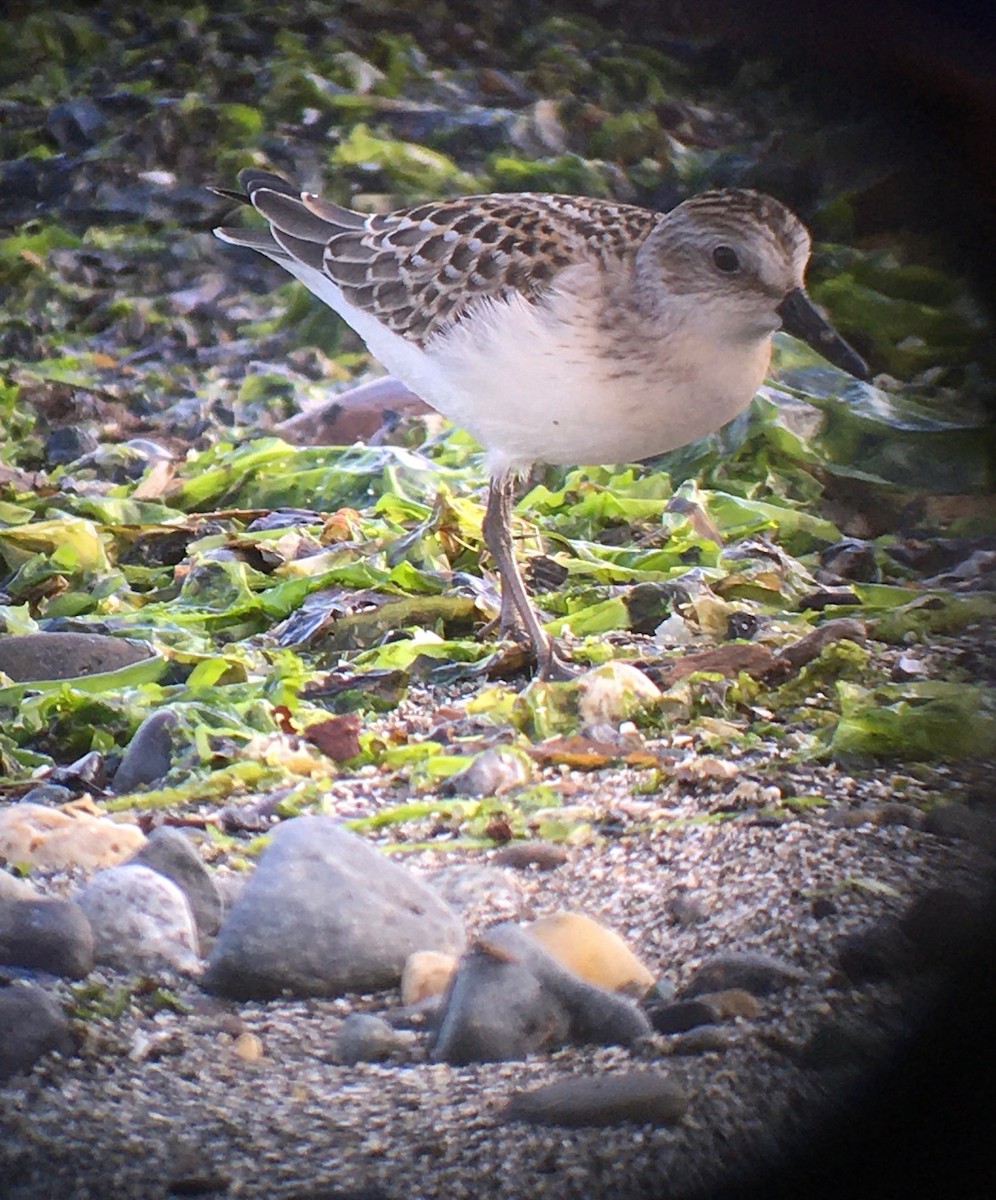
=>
[215,169,658,347]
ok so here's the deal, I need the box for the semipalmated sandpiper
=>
[215,169,867,678]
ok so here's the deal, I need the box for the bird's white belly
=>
[411,293,770,471]
[277,260,770,473]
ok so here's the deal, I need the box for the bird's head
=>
[637,188,867,377]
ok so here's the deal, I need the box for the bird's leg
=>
[483,470,577,681]
[487,472,524,637]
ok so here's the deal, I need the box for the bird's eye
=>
[712,245,740,273]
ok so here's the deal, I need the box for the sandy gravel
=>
[1,637,993,1200]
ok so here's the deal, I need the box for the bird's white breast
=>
[413,281,772,472]
[274,258,771,474]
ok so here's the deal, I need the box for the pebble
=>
[401,949,457,1005]
[644,977,677,1004]
[577,661,662,728]
[682,951,807,997]
[0,896,94,978]
[430,936,570,1064]
[645,997,720,1034]
[674,755,739,785]
[112,709,178,793]
[855,802,923,829]
[129,825,224,944]
[430,922,651,1065]
[46,750,104,789]
[380,995,444,1030]
[0,631,152,682]
[44,98,105,154]
[45,426,99,464]
[203,816,465,1000]
[0,803,146,871]
[335,1013,412,1064]
[671,1026,734,1055]
[17,783,75,807]
[443,745,534,795]
[697,988,762,1019]
[232,1032,264,1062]
[526,911,656,996]
[492,840,569,870]
[503,1070,687,1128]
[0,982,75,1080]
[76,864,201,975]
[819,539,879,582]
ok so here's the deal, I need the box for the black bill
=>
[777,287,869,378]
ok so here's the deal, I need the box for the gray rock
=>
[129,826,223,943]
[503,1070,687,1127]
[18,783,75,807]
[335,1013,411,1064]
[48,751,104,788]
[443,746,533,796]
[671,1026,733,1055]
[819,539,879,583]
[112,709,178,793]
[492,841,569,870]
[683,951,807,998]
[45,98,106,154]
[0,632,152,682]
[430,922,651,1065]
[76,864,200,975]
[0,897,94,978]
[430,941,570,1064]
[646,997,719,1034]
[202,816,465,1000]
[0,982,75,1080]
[45,425,99,465]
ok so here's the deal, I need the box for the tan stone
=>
[526,911,656,996]
[695,988,762,1019]
[578,661,661,727]
[233,1031,264,1062]
[0,803,146,871]
[401,949,458,1005]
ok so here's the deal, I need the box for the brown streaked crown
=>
[643,188,811,296]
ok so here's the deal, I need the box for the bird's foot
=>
[534,635,581,682]
[478,611,526,641]
[479,616,578,680]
